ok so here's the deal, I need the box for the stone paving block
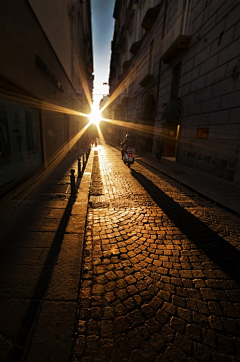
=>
[46,233,84,301]
[72,145,240,362]
[26,301,76,362]
[0,264,52,299]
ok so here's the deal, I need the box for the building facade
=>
[109,0,240,184]
[0,0,93,193]
[28,0,94,104]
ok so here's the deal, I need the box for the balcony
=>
[122,59,132,70]
[129,39,142,55]
[141,4,161,31]
[161,34,191,63]
[139,73,154,87]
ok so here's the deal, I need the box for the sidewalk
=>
[0,147,94,362]
[135,153,240,216]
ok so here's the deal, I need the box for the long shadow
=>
[8,196,78,362]
[131,169,240,285]
[0,149,90,361]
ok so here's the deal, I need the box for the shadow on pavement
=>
[131,168,240,285]
[9,196,76,362]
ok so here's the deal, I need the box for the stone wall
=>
[178,0,240,183]
[0,0,89,191]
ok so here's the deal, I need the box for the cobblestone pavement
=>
[73,144,240,362]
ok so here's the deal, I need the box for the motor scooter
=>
[122,147,135,168]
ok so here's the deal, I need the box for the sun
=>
[88,107,102,126]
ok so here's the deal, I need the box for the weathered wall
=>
[110,0,240,183]
[177,0,240,183]
[0,0,89,191]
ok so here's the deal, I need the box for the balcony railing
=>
[129,39,142,55]
[122,59,132,70]
[141,4,161,31]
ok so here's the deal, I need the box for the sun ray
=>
[99,49,150,114]
[0,88,91,120]
[100,116,155,136]
[95,123,106,146]
[74,60,93,109]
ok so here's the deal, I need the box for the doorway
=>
[141,95,155,152]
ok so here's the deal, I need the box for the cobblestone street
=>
[73,144,240,362]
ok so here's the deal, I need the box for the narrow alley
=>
[0,143,240,362]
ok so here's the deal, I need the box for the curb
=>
[136,157,240,217]
[25,149,94,362]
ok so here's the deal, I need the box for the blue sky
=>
[91,0,115,107]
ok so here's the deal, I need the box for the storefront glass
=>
[0,99,42,190]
